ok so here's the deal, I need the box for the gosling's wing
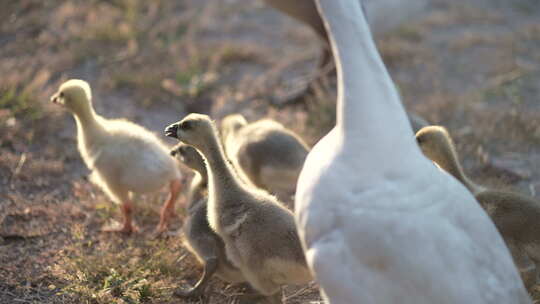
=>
[476,190,540,243]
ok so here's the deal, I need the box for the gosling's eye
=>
[181,121,192,130]
[59,92,64,98]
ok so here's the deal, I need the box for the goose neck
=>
[436,146,479,193]
[197,128,242,197]
[317,0,415,144]
[72,105,104,136]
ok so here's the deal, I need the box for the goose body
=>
[82,120,177,193]
[51,80,183,233]
[294,1,530,303]
[416,125,540,288]
[221,114,309,202]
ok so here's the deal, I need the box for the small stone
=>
[6,117,16,127]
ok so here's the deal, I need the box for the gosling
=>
[170,143,244,297]
[220,114,309,202]
[165,114,312,302]
[171,143,208,205]
[51,79,183,234]
[416,125,540,288]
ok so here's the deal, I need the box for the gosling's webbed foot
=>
[152,223,178,239]
[174,286,204,299]
[174,257,218,298]
[151,228,165,239]
[154,211,176,236]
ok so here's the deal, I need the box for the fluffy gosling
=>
[51,79,183,234]
[220,114,309,203]
[165,114,312,303]
[170,143,244,297]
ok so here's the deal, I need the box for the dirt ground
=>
[1,0,539,303]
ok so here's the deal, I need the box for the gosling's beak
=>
[50,93,59,104]
[170,149,178,156]
[164,123,179,139]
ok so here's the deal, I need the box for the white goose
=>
[294,1,532,303]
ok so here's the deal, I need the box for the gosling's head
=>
[170,143,206,174]
[220,114,247,139]
[165,113,216,150]
[50,79,92,114]
[416,126,454,166]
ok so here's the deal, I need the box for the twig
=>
[285,285,312,300]
[9,152,27,186]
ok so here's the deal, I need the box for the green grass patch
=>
[0,87,43,122]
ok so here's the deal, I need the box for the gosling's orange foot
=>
[152,222,171,238]
[155,207,178,234]
[153,178,183,238]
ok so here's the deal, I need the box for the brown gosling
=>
[220,114,309,203]
[416,125,540,288]
[171,143,208,205]
[50,79,183,234]
[170,143,244,297]
[165,114,312,303]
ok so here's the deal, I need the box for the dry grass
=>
[1,0,540,303]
